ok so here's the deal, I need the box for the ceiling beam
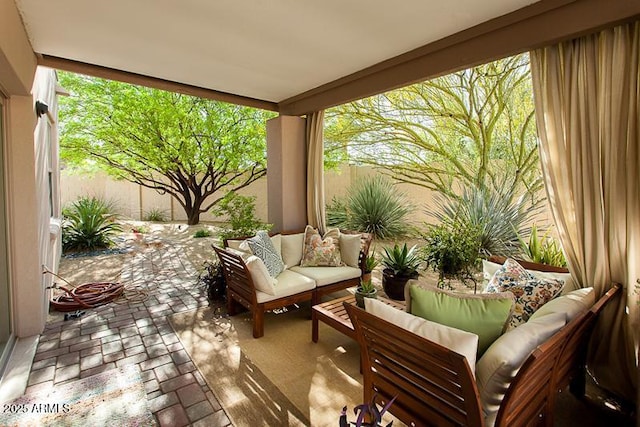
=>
[38,55,279,112]
[279,0,640,116]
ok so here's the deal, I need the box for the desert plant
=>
[519,225,568,267]
[355,279,378,308]
[431,184,540,257]
[340,393,396,427]
[358,279,376,294]
[326,175,413,239]
[144,208,168,222]
[198,260,226,301]
[421,222,481,284]
[193,229,212,238]
[62,196,121,252]
[380,243,421,277]
[212,192,272,241]
[364,253,379,273]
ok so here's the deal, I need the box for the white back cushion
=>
[476,312,566,418]
[245,255,277,295]
[529,287,595,322]
[339,233,362,268]
[281,233,305,267]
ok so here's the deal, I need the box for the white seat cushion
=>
[289,266,361,287]
[256,269,315,303]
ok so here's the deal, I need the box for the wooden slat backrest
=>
[487,255,569,273]
[345,303,484,427]
[212,246,257,305]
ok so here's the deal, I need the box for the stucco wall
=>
[61,165,554,230]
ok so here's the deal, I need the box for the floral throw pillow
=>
[247,230,285,278]
[300,225,342,267]
[485,258,564,329]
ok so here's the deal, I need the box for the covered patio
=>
[0,0,638,425]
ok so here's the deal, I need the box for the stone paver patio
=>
[25,243,230,427]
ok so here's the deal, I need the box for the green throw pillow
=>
[408,284,514,356]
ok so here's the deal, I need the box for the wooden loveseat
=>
[345,271,620,426]
[214,229,372,338]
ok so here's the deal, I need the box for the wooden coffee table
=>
[312,295,405,343]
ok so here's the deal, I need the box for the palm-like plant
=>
[62,196,121,252]
[431,184,540,257]
[326,175,413,239]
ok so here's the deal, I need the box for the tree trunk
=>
[184,201,201,225]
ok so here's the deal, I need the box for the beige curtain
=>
[530,21,639,402]
[306,110,326,233]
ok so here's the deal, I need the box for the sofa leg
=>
[227,296,238,316]
[569,369,587,398]
[253,307,265,338]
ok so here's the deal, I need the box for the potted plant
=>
[362,252,378,283]
[355,279,377,308]
[422,223,480,291]
[340,393,396,426]
[380,243,421,300]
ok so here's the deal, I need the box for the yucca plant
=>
[62,196,120,252]
[519,225,568,267]
[431,184,540,257]
[326,175,413,239]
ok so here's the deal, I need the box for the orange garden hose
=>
[43,268,125,312]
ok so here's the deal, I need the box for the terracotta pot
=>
[382,268,419,301]
[355,288,377,308]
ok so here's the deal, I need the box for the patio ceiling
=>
[15,0,640,114]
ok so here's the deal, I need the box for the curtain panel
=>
[306,111,326,234]
[530,21,639,402]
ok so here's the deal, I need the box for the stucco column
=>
[6,95,45,337]
[266,115,306,232]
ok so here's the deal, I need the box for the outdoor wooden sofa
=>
[345,283,620,426]
[213,229,372,338]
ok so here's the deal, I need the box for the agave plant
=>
[62,196,121,252]
[380,243,421,277]
[430,184,541,257]
[519,224,568,267]
[326,175,413,239]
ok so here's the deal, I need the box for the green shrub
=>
[62,196,121,252]
[144,208,168,222]
[326,175,413,239]
[198,260,226,301]
[519,224,567,267]
[431,185,539,257]
[212,192,271,241]
[421,222,481,282]
[193,229,212,238]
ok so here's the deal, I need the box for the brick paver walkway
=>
[26,243,231,427]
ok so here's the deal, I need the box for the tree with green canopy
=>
[324,54,541,200]
[59,73,275,225]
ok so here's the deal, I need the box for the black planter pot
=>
[382,268,419,301]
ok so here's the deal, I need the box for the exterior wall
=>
[61,164,554,229]
[0,0,60,344]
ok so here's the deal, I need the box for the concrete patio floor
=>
[24,242,230,427]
